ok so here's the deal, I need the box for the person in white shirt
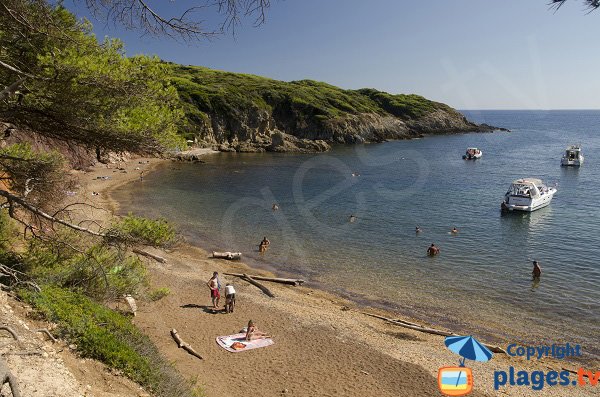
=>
[224,283,236,313]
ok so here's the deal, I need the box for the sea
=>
[112,110,600,363]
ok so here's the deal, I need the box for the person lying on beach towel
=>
[245,320,270,341]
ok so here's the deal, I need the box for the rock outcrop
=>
[172,66,505,153]
[189,107,501,153]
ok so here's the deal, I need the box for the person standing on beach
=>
[224,283,236,313]
[207,272,221,309]
[139,170,144,182]
[532,261,542,278]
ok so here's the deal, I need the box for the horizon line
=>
[459,108,600,111]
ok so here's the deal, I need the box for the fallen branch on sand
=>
[361,312,507,354]
[224,272,304,286]
[170,329,203,360]
[240,274,275,298]
[132,248,167,263]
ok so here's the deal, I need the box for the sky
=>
[63,0,600,110]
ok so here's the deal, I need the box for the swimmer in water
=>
[427,243,440,256]
[532,260,541,278]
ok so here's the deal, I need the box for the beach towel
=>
[216,333,274,353]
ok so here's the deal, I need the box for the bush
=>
[149,287,170,301]
[20,286,198,397]
[109,214,177,248]
[23,233,148,301]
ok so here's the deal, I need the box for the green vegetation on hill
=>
[169,64,449,139]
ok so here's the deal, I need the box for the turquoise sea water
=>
[112,110,600,363]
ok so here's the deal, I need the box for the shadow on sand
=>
[180,303,224,314]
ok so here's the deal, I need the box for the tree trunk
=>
[224,272,303,286]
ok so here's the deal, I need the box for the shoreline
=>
[87,154,595,397]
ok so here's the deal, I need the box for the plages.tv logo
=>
[438,335,494,396]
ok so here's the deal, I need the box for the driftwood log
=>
[240,274,275,298]
[132,248,167,263]
[170,329,203,360]
[212,252,242,260]
[362,312,507,354]
[224,272,304,286]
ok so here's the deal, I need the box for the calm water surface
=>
[113,110,600,362]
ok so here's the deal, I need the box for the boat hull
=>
[561,157,583,166]
[463,153,482,160]
[502,189,556,212]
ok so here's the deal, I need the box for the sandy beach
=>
[81,155,596,397]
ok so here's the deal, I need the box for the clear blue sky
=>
[64,0,600,110]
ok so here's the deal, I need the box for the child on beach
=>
[207,272,221,309]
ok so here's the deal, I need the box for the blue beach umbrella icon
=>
[444,335,493,388]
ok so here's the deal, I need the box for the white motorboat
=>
[463,147,482,160]
[501,178,557,212]
[561,145,584,166]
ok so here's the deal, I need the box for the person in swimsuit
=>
[532,260,542,278]
[245,320,270,341]
[259,236,270,253]
[207,272,221,309]
[427,243,440,256]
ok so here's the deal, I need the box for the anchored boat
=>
[463,147,482,160]
[501,178,557,212]
[561,145,584,166]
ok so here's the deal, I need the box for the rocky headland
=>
[171,66,506,153]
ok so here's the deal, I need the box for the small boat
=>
[463,147,482,160]
[561,145,584,166]
[501,178,556,212]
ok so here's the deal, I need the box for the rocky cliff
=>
[171,65,502,153]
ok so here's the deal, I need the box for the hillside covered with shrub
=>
[170,65,496,152]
